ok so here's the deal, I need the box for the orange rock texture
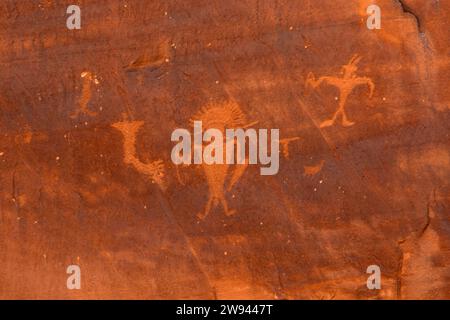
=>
[0,0,449,299]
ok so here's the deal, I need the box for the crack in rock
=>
[396,0,424,34]
[394,0,433,53]
[396,191,437,299]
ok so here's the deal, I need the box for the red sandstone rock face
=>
[0,0,448,299]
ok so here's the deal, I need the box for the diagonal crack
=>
[418,199,432,238]
[155,189,218,299]
[397,0,424,33]
[395,0,433,94]
[418,189,436,239]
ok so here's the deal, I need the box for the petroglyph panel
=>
[0,0,449,299]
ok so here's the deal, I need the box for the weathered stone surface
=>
[0,0,448,299]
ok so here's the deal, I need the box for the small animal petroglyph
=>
[278,137,301,158]
[71,71,100,119]
[190,101,255,220]
[304,160,325,177]
[306,55,375,128]
[111,121,165,189]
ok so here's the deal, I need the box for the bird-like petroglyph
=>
[111,120,165,189]
[306,55,375,128]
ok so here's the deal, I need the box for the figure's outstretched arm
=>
[357,77,375,98]
[305,72,316,88]
[306,72,326,88]
[367,78,375,98]
[307,73,339,89]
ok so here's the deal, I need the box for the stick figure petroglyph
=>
[111,120,165,190]
[191,101,255,220]
[306,55,375,128]
[71,71,100,119]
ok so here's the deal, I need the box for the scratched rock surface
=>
[0,0,449,299]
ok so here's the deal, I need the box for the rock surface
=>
[0,0,449,299]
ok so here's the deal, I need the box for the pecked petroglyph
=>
[189,101,255,220]
[278,137,301,159]
[304,160,325,177]
[14,129,48,145]
[306,55,375,128]
[71,71,100,119]
[111,120,165,189]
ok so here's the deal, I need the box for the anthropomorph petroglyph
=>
[189,101,255,220]
[71,71,100,119]
[111,120,165,189]
[306,55,375,128]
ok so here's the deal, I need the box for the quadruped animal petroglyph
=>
[306,55,375,128]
